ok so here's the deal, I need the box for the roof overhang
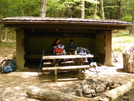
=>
[0,17,133,30]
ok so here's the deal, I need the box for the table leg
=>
[54,69,57,82]
[52,59,61,66]
[74,58,84,65]
[52,59,59,66]
[82,68,86,79]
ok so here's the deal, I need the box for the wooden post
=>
[16,29,25,69]
[55,69,57,82]
[82,68,85,79]
[104,31,112,65]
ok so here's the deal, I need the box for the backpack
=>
[54,44,66,55]
[76,47,90,55]
[0,59,17,73]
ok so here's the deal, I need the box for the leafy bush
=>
[121,15,132,22]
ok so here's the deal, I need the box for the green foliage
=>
[0,41,15,48]
[86,14,100,19]
[112,30,134,52]
[0,0,102,18]
[0,0,134,21]
[0,27,16,41]
[113,47,122,52]
[112,30,130,37]
[121,15,132,22]
[75,0,99,4]
[0,0,40,17]
[121,36,134,43]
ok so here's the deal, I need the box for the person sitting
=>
[67,39,76,55]
[52,38,61,55]
[56,44,66,55]
[52,38,66,55]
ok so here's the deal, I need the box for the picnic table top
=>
[42,54,94,59]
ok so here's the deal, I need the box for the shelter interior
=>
[23,28,106,67]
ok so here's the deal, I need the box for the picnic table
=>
[38,54,94,81]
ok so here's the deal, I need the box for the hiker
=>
[52,38,61,55]
[67,39,76,55]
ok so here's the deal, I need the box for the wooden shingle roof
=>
[1,17,131,24]
[0,17,132,30]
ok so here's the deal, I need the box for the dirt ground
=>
[0,50,134,101]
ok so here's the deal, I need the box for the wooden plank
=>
[4,23,129,30]
[25,54,42,59]
[25,53,105,59]
[42,65,90,70]
[42,54,93,60]
[41,65,90,82]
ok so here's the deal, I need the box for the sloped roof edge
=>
[1,17,132,25]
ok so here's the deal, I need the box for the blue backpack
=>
[0,59,17,73]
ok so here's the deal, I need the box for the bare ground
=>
[0,48,134,101]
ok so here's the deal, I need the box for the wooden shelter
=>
[0,17,132,69]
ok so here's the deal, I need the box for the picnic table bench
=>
[38,54,94,82]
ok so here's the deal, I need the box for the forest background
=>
[0,0,134,53]
[0,1,134,101]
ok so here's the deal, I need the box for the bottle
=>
[75,50,77,55]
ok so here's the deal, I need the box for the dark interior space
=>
[23,27,105,68]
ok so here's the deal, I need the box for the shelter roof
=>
[0,17,133,30]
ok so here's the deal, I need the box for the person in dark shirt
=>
[68,39,76,55]
[52,38,61,55]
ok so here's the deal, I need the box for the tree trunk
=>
[4,28,8,41]
[117,0,122,20]
[130,3,134,35]
[81,0,85,19]
[0,24,2,41]
[93,3,98,19]
[39,0,47,17]
[123,51,134,73]
[130,26,134,36]
[19,0,24,16]
[100,0,105,19]
[26,86,94,101]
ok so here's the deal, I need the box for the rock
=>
[102,81,109,86]
[75,84,81,89]
[75,89,83,97]
[122,96,129,100]
[96,84,106,93]
[106,86,110,90]
[82,80,87,85]
[111,83,121,89]
[85,93,92,98]
[93,97,100,101]
[91,82,97,89]
[87,79,94,84]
